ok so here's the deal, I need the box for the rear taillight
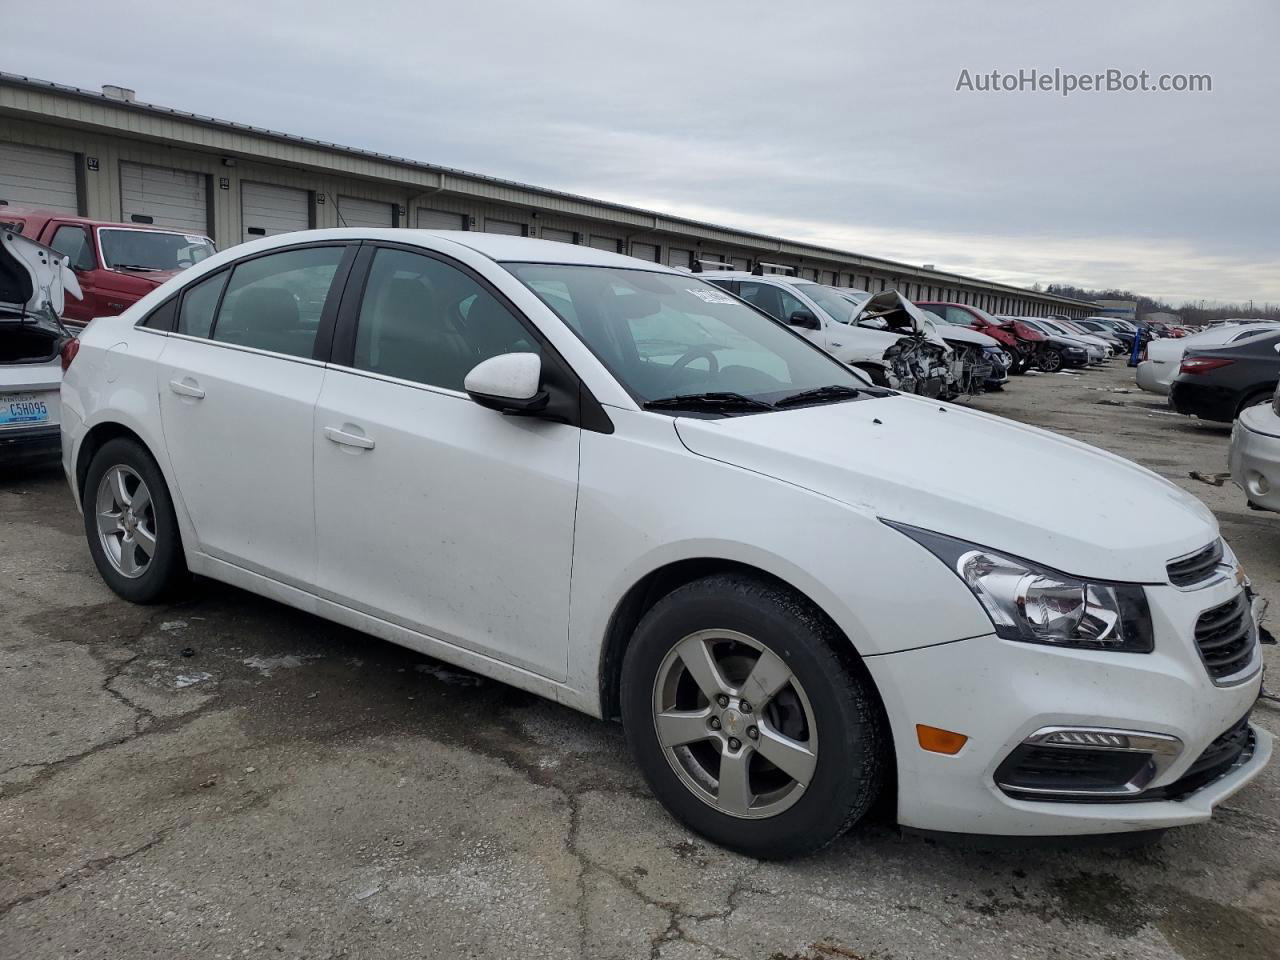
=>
[60,337,80,372]
[1179,356,1234,375]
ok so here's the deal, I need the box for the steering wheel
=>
[666,345,720,381]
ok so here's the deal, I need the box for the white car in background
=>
[701,272,955,396]
[62,230,1270,857]
[1138,323,1280,396]
[1230,381,1280,512]
[1,228,80,466]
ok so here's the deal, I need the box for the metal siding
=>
[0,140,78,211]
[119,161,208,232]
[241,181,309,242]
[336,195,393,228]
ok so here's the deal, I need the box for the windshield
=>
[801,283,861,323]
[505,263,866,408]
[98,228,216,271]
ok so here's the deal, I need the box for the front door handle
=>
[324,425,375,451]
[169,378,205,399]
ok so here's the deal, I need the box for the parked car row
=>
[30,227,1268,859]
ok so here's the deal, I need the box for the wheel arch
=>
[597,557,884,724]
[75,421,156,506]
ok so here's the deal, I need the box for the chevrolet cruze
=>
[61,230,1270,858]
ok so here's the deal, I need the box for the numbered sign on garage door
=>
[0,142,78,212]
[241,182,310,242]
[120,162,208,232]
[336,196,394,228]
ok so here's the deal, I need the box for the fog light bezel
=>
[995,725,1183,800]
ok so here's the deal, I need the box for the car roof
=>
[410,230,685,269]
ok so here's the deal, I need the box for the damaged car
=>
[1,226,81,466]
[704,272,956,397]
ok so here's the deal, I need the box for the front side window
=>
[211,246,344,358]
[801,284,860,324]
[49,225,95,271]
[98,228,216,272]
[507,263,863,406]
[352,247,538,390]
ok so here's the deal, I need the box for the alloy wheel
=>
[95,464,157,579]
[1040,350,1062,372]
[652,629,818,819]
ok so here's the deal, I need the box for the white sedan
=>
[61,230,1269,857]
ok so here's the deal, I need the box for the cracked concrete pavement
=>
[2,363,1279,960]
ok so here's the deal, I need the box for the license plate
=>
[0,393,50,427]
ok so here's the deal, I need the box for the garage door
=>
[241,182,310,242]
[731,257,750,271]
[485,218,525,236]
[0,142,78,212]
[120,162,208,232]
[629,241,658,262]
[667,247,693,269]
[337,196,394,228]
[542,227,576,243]
[589,235,620,253]
[417,208,466,230]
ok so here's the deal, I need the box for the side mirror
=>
[464,352,549,413]
[788,309,821,330]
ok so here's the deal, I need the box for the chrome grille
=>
[1194,592,1256,683]
[1167,540,1223,588]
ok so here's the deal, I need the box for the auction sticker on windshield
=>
[0,393,49,427]
[687,288,736,305]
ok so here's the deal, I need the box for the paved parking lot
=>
[2,363,1278,960]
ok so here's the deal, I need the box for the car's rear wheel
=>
[83,437,187,603]
[621,574,886,859]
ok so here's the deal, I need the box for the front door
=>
[157,244,350,586]
[45,222,98,325]
[313,245,580,680]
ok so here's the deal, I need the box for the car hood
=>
[674,394,1217,582]
[111,266,182,284]
[936,325,1000,348]
[0,230,82,318]
[847,290,949,349]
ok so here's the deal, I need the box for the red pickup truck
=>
[0,206,216,327]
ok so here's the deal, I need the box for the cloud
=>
[4,0,1276,304]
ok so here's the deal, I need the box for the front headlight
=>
[885,522,1154,652]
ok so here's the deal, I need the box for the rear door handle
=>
[324,426,375,451]
[169,378,205,399]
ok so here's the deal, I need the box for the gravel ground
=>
[2,361,1277,960]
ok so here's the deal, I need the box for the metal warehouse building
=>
[0,73,1096,318]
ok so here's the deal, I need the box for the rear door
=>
[157,243,354,586]
[312,243,580,679]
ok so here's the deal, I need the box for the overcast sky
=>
[6,0,1277,306]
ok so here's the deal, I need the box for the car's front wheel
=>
[83,436,188,604]
[1038,348,1063,372]
[621,574,886,859]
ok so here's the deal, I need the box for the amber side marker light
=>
[916,724,969,755]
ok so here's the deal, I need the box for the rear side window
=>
[177,272,228,337]
[49,225,95,272]
[139,297,177,331]
[212,247,344,359]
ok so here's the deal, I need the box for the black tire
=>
[620,574,886,859]
[1038,349,1063,373]
[82,437,188,604]
[1005,349,1027,375]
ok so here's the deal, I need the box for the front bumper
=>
[1060,349,1090,368]
[1135,360,1173,395]
[864,575,1268,836]
[1230,406,1280,512]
